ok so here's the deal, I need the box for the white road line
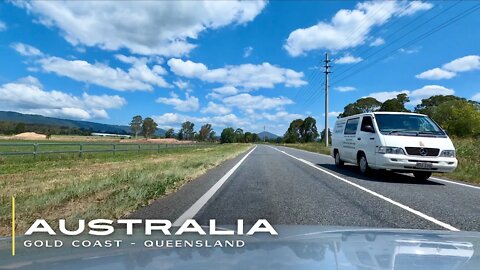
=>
[173,145,257,226]
[278,145,332,158]
[430,177,480,190]
[269,146,460,232]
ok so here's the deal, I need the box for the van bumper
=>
[372,154,458,173]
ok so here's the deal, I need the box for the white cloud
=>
[201,102,232,115]
[335,86,356,92]
[17,1,266,56]
[206,86,240,99]
[370,37,385,47]
[323,111,342,118]
[257,111,303,122]
[156,93,200,112]
[442,55,480,72]
[284,1,432,56]
[416,55,480,80]
[173,80,190,90]
[0,21,6,31]
[167,58,307,89]
[472,93,480,102]
[38,56,169,91]
[243,46,253,58]
[398,46,421,54]
[415,68,456,80]
[11,43,43,56]
[223,93,293,112]
[367,85,454,105]
[368,90,410,102]
[0,77,126,119]
[335,54,363,64]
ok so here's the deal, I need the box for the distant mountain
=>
[258,131,280,140]
[0,111,166,136]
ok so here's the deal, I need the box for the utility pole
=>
[263,125,266,142]
[323,51,332,147]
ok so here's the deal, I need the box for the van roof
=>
[337,111,427,120]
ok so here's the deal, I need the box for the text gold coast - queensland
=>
[23,218,278,249]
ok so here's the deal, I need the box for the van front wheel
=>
[358,154,370,175]
[413,171,432,181]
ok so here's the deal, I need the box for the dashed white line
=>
[269,146,460,231]
[430,177,480,190]
[173,145,257,226]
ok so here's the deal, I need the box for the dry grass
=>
[0,144,251,236]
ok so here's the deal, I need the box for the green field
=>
[0,143,251,235]
[282,138,479,184]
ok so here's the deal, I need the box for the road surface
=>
[130,144,480,231]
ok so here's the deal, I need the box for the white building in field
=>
[91,133,131,138]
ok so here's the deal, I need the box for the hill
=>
[258,131,280,140]
[0,111,166,136]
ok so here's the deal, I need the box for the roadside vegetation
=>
[0,143,251,235]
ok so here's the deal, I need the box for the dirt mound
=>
[13,132,47,140]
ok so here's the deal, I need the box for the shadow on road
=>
[316,163,444,186]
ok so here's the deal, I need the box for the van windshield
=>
[375,114,446,136]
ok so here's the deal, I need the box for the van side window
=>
[360,116,374,132]
[344,118,359,135]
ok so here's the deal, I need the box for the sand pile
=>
[13,132,47,140]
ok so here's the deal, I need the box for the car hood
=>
[381,135,455,150]
[1,227,480,270]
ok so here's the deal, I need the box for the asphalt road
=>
[130,144,480,231]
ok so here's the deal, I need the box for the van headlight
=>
[439,150,455,157]
[377,146,406,155]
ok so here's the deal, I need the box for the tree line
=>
[130,115,263,143]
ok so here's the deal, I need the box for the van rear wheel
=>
[358,154,370,175]
[335,152,344,167]
[413,171,432,181]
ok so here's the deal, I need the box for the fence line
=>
[0,142,211,158]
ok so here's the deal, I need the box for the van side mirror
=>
[362,125,375,133]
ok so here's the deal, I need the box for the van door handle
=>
[357,138,361,140]
[370,138,375,140]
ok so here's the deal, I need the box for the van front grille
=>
[405,147,439,157]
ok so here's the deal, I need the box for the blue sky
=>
[0,1,479,135]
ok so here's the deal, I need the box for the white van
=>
[331,112,457,181]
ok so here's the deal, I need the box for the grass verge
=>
[0,144,251,235]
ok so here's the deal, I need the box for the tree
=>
[252,133,259,142]
[339,97,382,118]
[221,127,235,143]
[301,116,319,142]
[320,128,332,144]
[234,128,244,143]
[130,115,143,139]
[165,128,175,138]
[284,119,304,143]
[244,132,253,143]
[199,124,213,141]
[14,122,26,134]
[379,93,410,112]
[209,130,216,141]
[430,100,480,137]
[142,117,158,139]
[180,121,195,141]
[414,95,478,115]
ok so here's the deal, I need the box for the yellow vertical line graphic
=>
[12,196,15,256]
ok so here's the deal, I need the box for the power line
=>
[330,3,480,87]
